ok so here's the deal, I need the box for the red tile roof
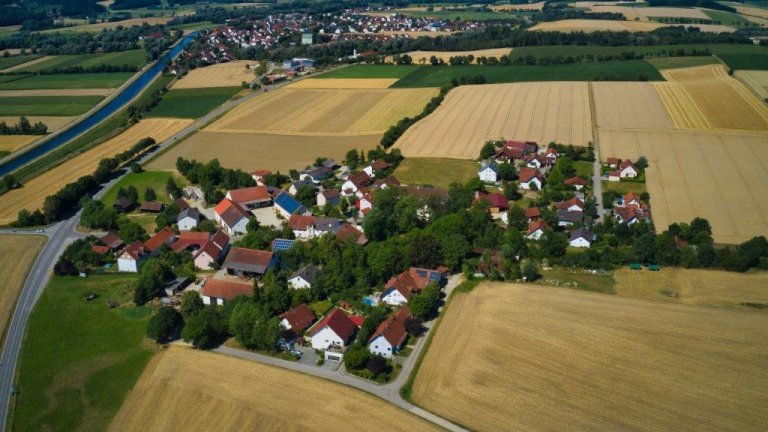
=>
[98,232,124,249]
[336,224,368,245]
[347,171,371,188]
[91,245,110,255]
[121,241,147,260]
[288,214,316,231]
[140,201,163,212]
[280,303,316,332]
[201,279,253,300]
[194,230,229,261]
[606,157,620,165]
[486,192,509,210]
[527,220,549,235]
[175,198,190,212]
[143,227,175,252]
[524,207,541,218]
[370,159,391,171]
[350,315,365,327]
[215,198,250,227]
[556,197,585,212]
[171,231,210,252]
[619,160,635,170]
[252,169,272,177]
[564,176,586,186]
[369,306,411,347]
[309,308,356,341]
[519,167,543,183]
[222,247,273,274]
[227,186,270,204]
[385,268,444,300]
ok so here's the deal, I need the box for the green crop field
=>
[394,8,520,21]
[0,72,132,89]
[510,44,767,61]
[702,9,753,27]
[0,54,42,71]
[146,86,241,118]
[12,274,157,432]
[169,20,217,31]
[101,170,187,207]
[646,56,721,70]
[16,49,147,72]
[0,95,103,115]
[319,64,420,79]
[394,157,478,189]
[391,61,663,87]
[718,53,768,70]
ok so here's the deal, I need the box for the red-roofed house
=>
[494,146,522,163]
[201,278,253,305]
[280,303,316,338]
[621,192,642,210]
[524,207,541,222]
[341,172,371,197]
[519,167,544,190]
[556,197,585,213]
[336,224,368,245]
[288,214,317,239]
[619,160,638,178]
[170,231,211,253]
[222,247,274,278]
[381,267,448,306]
[117,241,147,273]
[251,169,272,185]
[476,191,509,214]
[526,220,549,240]
[214,198,250,236]
[564,176,587,190]
[143,227,176,253]
[193,230,230,270]
[226,186,271,208]
[308,308,357,350]
[369,305,412,358]
[606,157,620,168]
[363,159,391,177]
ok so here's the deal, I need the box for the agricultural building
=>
[201,278,253,306]
[214,198,250,236]
[226,186,271,209]
[143,227,176,253]
[222,247,275,278]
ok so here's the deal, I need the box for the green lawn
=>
[646,56,721,70]
[168,20,217,31]
[0,73,132,90]
[319,65,420,79]
[509,44,768,61]
[146,86,241,118]
[718,53,768,70]
[16,49,147,72]
[101,170,186,207]
[394,158,478,189]
[391,61,663,87]
[539,267,616,294]
[0,54,42,71]
[702,9,753,27]
[573,160,593,178]
[0,95,103,116]
[602,180,647,195]
[12,274,157,432]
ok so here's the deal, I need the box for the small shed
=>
[630,263,642,270]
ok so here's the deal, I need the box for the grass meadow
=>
[0,95,103,116]
[101,170,186,207]
[394,158,478,189]
[0,73,132,89]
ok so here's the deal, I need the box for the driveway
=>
[251,207,282,228]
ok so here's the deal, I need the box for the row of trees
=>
[0,116,48,135]
[176,157,257,204]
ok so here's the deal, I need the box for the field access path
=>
[213,275,468,432]
[587,82,605,221]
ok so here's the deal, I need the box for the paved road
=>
[214,275,468,432]
[587,82,605,221]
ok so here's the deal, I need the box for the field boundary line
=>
[718,136,768,236]
[698,136,739,238]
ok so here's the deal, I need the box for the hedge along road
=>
[0,32,198,177]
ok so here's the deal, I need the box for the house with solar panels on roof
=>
[381,267,449,306]
[274,191,310,219]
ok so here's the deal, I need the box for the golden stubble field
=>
[0,234,45,343]
[413,282,768,432]
[0,136,40,153]
[110,346,439,432]
[172,60,258,89]
[0,118,192,224]
[40,17,171,33]
[599,128,768,244]
[655,64,768,130]
[529,19,734,33]
[613,267,768,307]
[396,82,592,159]
[395,48,513,64]
[491,1,545,11]
[735,69,768,101]
[288,78,399,89]
[592,82,675,129]
[0,116,75,133]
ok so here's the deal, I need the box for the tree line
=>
[0,116,48,135]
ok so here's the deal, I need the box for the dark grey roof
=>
[569,227,594,241]
[290,265,318,285]
[314,217,340,233]
[177,207,200,222]
[558,210,583,223]
[322,159,339,169]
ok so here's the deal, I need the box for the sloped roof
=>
[222,247,273,274]
[524,207,541,218]
[369,305,411,347]
[564,176,586,186]
[519,167,543,183]
[290,265,318,285]
[177,207,200,222]
[527,220,549,235]
[121,241,147,260]
[228,186,270,204]
[274,191,306,215]
[99,232,124,249]
[201,279,253,300]
[570,228,593,242]
[336,224,368,245]
[140,201,163,212]
[309,308,356,341]
[288,214,316,231]
[143,227,175,252]
[280,303,316,332]
[171,231,210,252]
[215,198,250,228]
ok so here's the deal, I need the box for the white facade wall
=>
[178,216,198,231]
[527,229,544,240]
[311,327,344,350]
[202,295,224,306]
[381,289,408,306]
[288,276,311,289]
[520,178,542,190]
[478,168,497,183]
[369,335,395,358]
[117,257,139,273]
[570,237,591,248]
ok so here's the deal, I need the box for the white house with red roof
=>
[519,167,544,190]
[619,160,638,178]
[214,198,250,236]
[288,214,317,239]
[192,230,230,270]
[251,169,272,185]
[369,306,412,358]
[117,241,148,273]
[201,278,253,305]
[341,171,371,197]
[526,220,548,240]
[381,267,447,306]
[355,192,374,217]
[308,308,357,350]
[556,197,585,213]
[564,176,586,190]
[226,186,271,209]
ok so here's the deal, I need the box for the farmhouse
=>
[363,159,391,177]
[619,160,638,178]
[556,197,584,213]
[280,303,316,340]
[171,231,211,253]
[478,162,499,183]
[341,172,371,196]
[140,202,163,213]
[93,232,124,254]
[317,189,341,207]
[381,267,448,306]
[144,227,176,253]
[308,308,357,350]
[289,179,316,195]
[226,186,271,208]
[201,278,253,306]
[288,265,318,289]
[569,228,594,248]
[177,207,200,231]
[565,176,587,190]
[519,167,544,190]
[525,154,552,170]
[526,220,548,240]
[193,230,230,270]
[369,305,412,359]
[288,214,317,239]
[214,198,250,236]
[494,146,522,163]
[274,191,309,218]
[222,247,275,278]
[117,241,148,273]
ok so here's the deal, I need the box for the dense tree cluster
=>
[176,157,256,204]
[0,116,48,135]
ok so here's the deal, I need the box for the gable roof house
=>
[280,303,316,340]
[619,160,638,178]
[201,278,253,306]
[355,192,375,218]
[170,231,211,253]
[341,172,371,197]
[368,305,412,358]
[606,157,620,168]
[226,186,271,209]
[288,265,318,289]
[140,201,163,213]
[494,146,523,164]
[288,178,316,196]
[308,308,357,350]
[524,207,541,222]
[518,167,544,190]
[615,206,643,225]
[117,241,148,273]
[607,170,621,182]
[175,198,190,212]
[564,176,587,190]
[525,154,552,170]
[143,227,176,254]
[336,223,368,245]
[556,197,585,213]
[301,166,333,184]
[381,267,448,306]
[177,207,200,231]
[374,176,400,190]
[193,230,230,270]
[478,161,499,183]
[316,189,340,208]
[569,228,594,248]
[363,159,390,178]
[214,198,250,236]
[112,196,134,213]
[544,147,559,162]
[288,214,317,239]
[621,192,642,210]
[222,247,275,278]
[274,191,309,219]
[93,232,124,255]
[526,220,548,240]
[557,209,583,227]
[251,169,272,185]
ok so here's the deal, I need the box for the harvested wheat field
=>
[0,116,75,133]
[529,19,734,33]
[590,6,711,20]
[614,267,768,307]
[599,128,768,244]
[0,88,111,97]
[0,234,45,343]
[0,118,192,224]
[110,346,438,432]
[735,70,768,101]
[147,131,379,172]
[205,87,438,135]
[413,282,768,432]
[396,82,592,159]
[655,65,768,130]
[172,61,258,89]
[491,1,545,11]
[592,82,674,129]
[288,78,398,89]
[41,17,171,33]
[0,136,39,153]
[396,48,513,64]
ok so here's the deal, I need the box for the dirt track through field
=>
[592,82,674,129]
[413,282,768,432]
[0,56,53,72]
[171,61,258,89]
[396,82,592,159]
[0,118,192,224]
[109,346,439,432]
[599,128,768,244]
[0,234,45,345]
[735,70,768,101]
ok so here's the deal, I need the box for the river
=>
[0,32,197,177]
